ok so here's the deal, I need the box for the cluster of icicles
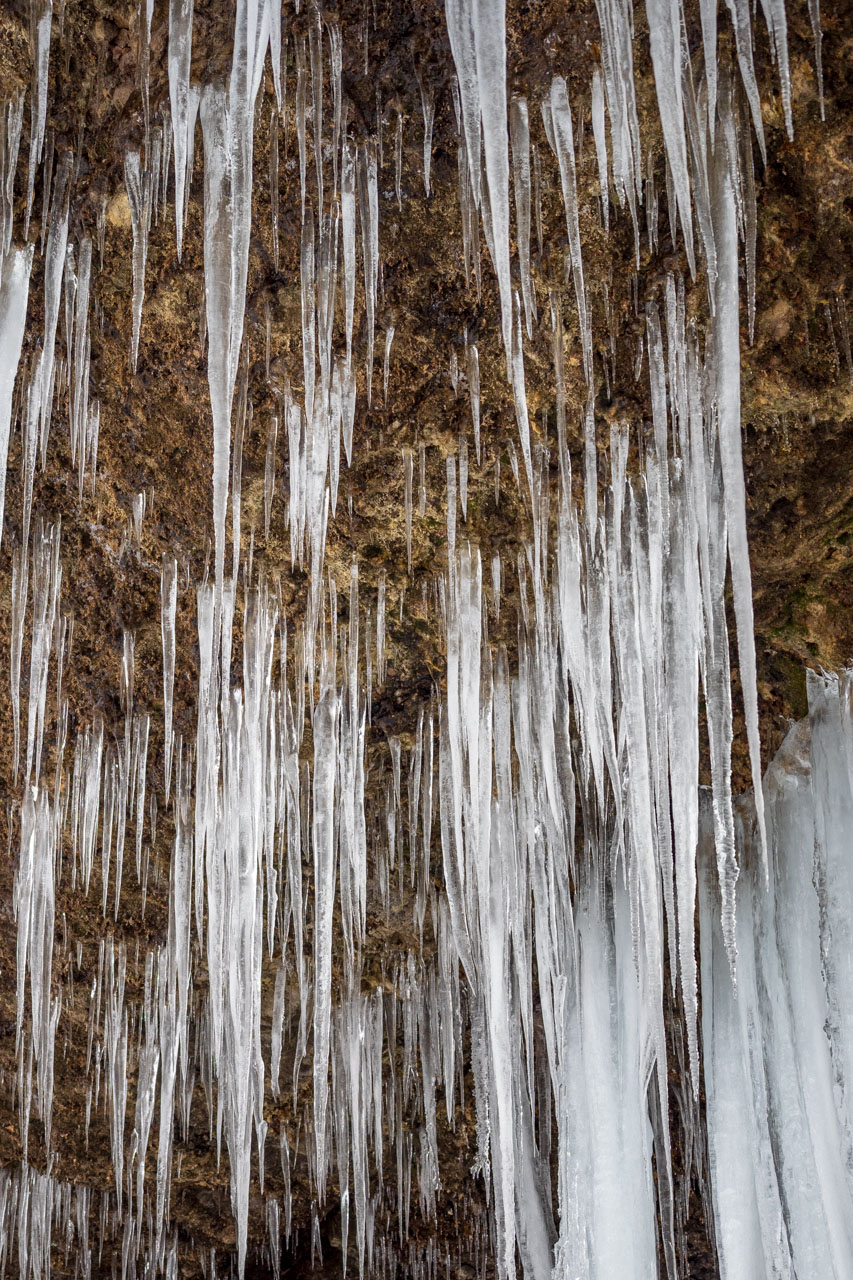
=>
[0,0,851,1277]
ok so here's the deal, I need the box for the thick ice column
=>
[700,714,853,1278]
[553,883,658,1280]
[807,670,853,1173]
[698,797,779,1280]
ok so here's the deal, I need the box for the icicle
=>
[533,141,544,256]
[161,554,177,805]
[418,442,427,517]
[725,0,767,165]
[459,436,468,521]
[0,95,24,257]
[377,571,387,686]
[444,2,481,208]
[38,148,72,465]
[265,412,278,540]
[328,18,342,197]
[201,88,238,602]
[124,151,152,373]
[758,0,793,139]
[70,239,93,495]
[699,0,718,130]
[590,70,609,233]
[309,5,325,213]
[468,343,481,464]
[11,546,27,783]
[739,93,758,347]
[546,79,592,386]
[591,0,642,245]
[510,97,536,336]
[645,0,695,275]
[510,293,534,499]
[0,246,34,549]
[383,323,394,407]
[168,0,195,261]
[342,140,357,380]
[138,0,155,148]
[26,0,54,235]
[199,3,270,608]
[666,467,702,1093]
[357,142,379,404]
[710,127,767,871]
[416,69,436,197]
[270,105,280,271]
[395,106,403,209]
[447,0,512,362]
[808,0,825,120]
[477,0,512,362]
[403,446,414,573]
[295,32,308,223]
[25,522,62,791]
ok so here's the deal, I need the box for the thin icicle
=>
[590,71,609,233]
[342,140,356,377]
[161,555,177,805]
[468,343,481,463]
[395,106,404,209]
[808,0,825,120]
[510,98,536,336]
[725,0,767,165]
[264,413,278,540]
[383,323,395,407]
[168,0,195,261]
[417,69,436,197]
[270,104,280,271]
[546,79,592,386]
[357,143,379,405]
[403,446,414,573]
[758,0,793,139]
[38,148,72,463]
[124,150,152,373]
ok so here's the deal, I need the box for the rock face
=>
[0,0,851,1277]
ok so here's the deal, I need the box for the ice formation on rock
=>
[0,0,844,1276]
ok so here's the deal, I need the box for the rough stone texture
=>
[0,0,850,1274]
